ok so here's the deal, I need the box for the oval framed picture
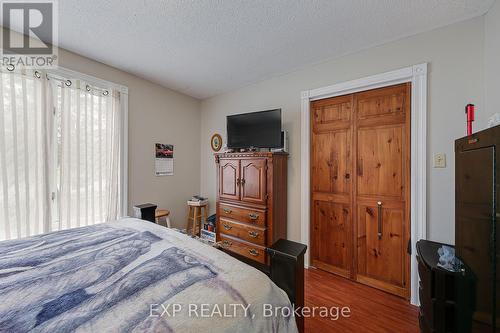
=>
[210,134,222,152]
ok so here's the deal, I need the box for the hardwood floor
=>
[304,268,419,332]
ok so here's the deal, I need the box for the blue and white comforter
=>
[0,218,297,333]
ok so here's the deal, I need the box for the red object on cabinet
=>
[465,104,475,136]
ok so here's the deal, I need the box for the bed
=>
[0,218,298,333]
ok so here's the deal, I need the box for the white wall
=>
[200,17,488,245]
[485,0,500,120]
[57,49,201,228]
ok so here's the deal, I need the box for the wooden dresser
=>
[215,152,288,264]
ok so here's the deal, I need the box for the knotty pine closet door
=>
[310,94,353,278]
[310,83,411,298]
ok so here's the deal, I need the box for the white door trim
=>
[300,63,427,305]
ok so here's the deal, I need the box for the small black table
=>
[267,239,307,333]
[416,239,476,333]
[133,203,157,223]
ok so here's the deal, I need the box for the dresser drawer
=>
[219,204,266,227]
[219,234,266,264]
[219,218,266,246]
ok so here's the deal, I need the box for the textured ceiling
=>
[45,1,497,98]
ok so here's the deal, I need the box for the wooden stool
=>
[186,201,208,236]
[155,209,171,228]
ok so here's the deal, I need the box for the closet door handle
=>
[358,158,364,176]
[236,178,241,185]
[377,201,383,239]
[241,178,246,185]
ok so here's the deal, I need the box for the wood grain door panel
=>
[354,83,410,298]
[311,200,350,277]
[311,95,353,277]
[357,85,407,122]
[241,158,267,205]
[310,83,410,299]
[357,125,404,198]
[312,95,352,132]
[312,130,351,195]
[356,202,405,287]
[219,159,240,201]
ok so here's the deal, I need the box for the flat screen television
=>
[227,109,282,149]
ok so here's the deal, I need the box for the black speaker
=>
[133,203,157,223]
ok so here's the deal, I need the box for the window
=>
[0,67,127,240]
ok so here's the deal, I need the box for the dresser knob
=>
[223,208,232,214]
[222,240,232,247]
[248,213,259,220]
[248,249,259,256]
[248,231,259,238]
[223,224,232,230]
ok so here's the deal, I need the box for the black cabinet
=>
[455,125,499,332]
[416,240,476,333]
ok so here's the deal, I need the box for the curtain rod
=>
[2,64,112,96]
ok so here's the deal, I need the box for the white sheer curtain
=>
[0,70,51,240]
[54,81,122,230]
[0,69,123,240]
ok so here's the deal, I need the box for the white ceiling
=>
[53,0,495,99]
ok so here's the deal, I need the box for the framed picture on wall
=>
[210,134,222,151]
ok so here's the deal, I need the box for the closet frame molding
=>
[300,63,427,306]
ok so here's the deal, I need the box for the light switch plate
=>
[434,153,446,168]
